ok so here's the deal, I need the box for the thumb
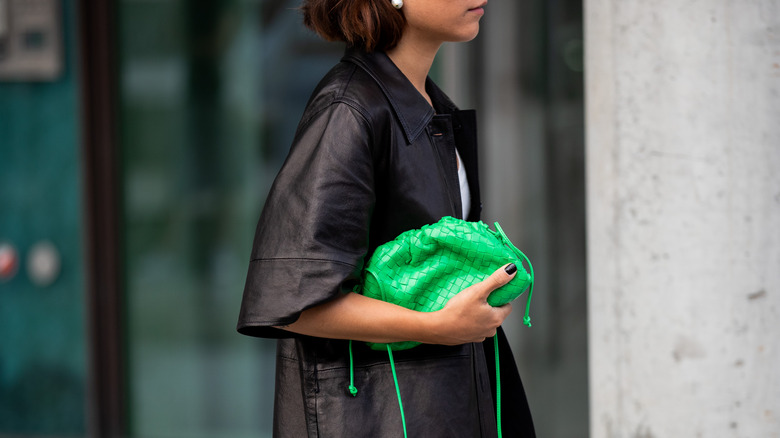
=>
[475,263,517,300]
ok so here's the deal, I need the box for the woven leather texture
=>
[358,216,533,351]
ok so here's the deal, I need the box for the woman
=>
[237,0,535,436]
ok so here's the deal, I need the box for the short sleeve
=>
[237,102,376,338]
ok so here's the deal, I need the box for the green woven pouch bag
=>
[348,216,534,438]
[358,216,534,350]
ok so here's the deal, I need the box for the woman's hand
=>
[423,263,516,345]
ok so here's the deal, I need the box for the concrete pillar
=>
[586,0,780,436]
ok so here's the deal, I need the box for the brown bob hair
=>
[301,0,406,52]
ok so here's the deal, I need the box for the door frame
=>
[78,0,126,435]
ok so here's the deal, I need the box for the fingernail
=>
[504,263,517,275]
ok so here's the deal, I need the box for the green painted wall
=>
[0,0,88,435]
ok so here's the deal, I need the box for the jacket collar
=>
[342,47,459,144]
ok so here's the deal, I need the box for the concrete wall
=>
[586,0,780,436]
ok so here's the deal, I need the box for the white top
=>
[455,148,471,219]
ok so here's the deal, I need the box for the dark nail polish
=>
[505,263,517,275]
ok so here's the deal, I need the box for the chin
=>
[449,25,481,43]
[458,28,481,42]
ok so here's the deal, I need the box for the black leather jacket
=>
[237,48,534,437]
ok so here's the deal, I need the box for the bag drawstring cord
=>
[495,332,503,438]
[348,333,524,438]
[346,342,409,437]
[493,221,534,328]
[348,340,358,396]
[387,345,408,438]
[350,338,505,438]
[491,222,535,436]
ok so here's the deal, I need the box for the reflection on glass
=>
[118,1,340,436]
[0,0,87,435]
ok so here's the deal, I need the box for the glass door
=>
[0,0,88,435]
[116,1,341,436]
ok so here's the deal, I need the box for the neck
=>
[386,35,441,107]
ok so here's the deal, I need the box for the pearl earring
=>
[391,0,403,9]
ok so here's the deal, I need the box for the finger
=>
[476,263,517,300]
[493,302,513,320]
